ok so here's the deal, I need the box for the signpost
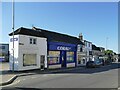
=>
[12,0,15,72]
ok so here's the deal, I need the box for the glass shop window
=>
[48,51,60,64]
[67,52,74,62]
[23,54,37,66]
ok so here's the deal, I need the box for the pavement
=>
[0,62,85,86]
[0,62,16,86]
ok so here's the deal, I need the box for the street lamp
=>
[12,0,15,72]
[106,37,108,50]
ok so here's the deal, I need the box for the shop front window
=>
[48,51,60,64]
[23,54,37,66]
[67,52,74,62]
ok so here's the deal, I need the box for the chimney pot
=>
[79,33,83,41]
[32,26,37,30]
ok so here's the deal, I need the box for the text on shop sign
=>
[10,38,18,42]
[57,46,71,50]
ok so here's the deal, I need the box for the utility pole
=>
[12,0,15,72]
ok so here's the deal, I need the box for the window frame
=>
[29,38,37,45]
[48,51,60,65]
[66,51,74,63]
[23,54,37,66]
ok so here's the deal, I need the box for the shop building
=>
[9,27,84,71]
[48,42,77,69]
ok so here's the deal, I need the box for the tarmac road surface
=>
[1,63,119,90]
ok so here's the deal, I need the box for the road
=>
[1,63,119,90]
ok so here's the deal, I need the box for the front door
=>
[61,51,66,68]
[40,55,45,70]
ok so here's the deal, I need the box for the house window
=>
[80,47,83,52]
[30,38,32,44]
[30,38,37,44]
[0,46,5,49]
[85,42,87,47]
[33,38,37,44]
[89,43,91,47]
[23,54,37,66]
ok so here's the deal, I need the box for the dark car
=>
[86,60,101,68]
[99,59,105,66]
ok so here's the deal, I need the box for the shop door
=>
[40,55,45,70]
[61,51,66,68]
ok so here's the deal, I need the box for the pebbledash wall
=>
[9,35,47,71]
[9,27,83,71]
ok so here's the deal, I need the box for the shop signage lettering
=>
[19,43,24,45]
[10,38,18,42]
[57,46,71,50]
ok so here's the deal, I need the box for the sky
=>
[1,2,118,53]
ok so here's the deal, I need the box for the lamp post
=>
[12,0,15,72]
[106,37,108,50]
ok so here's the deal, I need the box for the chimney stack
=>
[79,33,83,41]
[32,26,37,30]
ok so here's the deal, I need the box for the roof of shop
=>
[9,27,84,45]
[92,44,101,51]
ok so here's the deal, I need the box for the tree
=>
[104,50,113,55]
[104,50,114,62]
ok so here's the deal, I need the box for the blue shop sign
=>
[10,38,18,42]
[48,42,77,51]
[57,46,71,50]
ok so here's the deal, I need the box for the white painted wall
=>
[67,63,75,68]
[84,41,92,63]
[9,35,19,71]
[9,35,47,71]
[77,44,86,66]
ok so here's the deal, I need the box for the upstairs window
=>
[0,46,5,49]
[80,47,83,52]
[33,38,37,44]
[89,43,91,47]
[30,38,32,44]
[85,42,87,47]
[29,38,37,45]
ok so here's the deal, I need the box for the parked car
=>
[104,60,111,65]
[86,59,102,68]
[99,58,105,66]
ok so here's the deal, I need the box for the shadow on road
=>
[15,63,119,76]
[1,63,119,76]
[1,87,118,90]
[47,63,119,74]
